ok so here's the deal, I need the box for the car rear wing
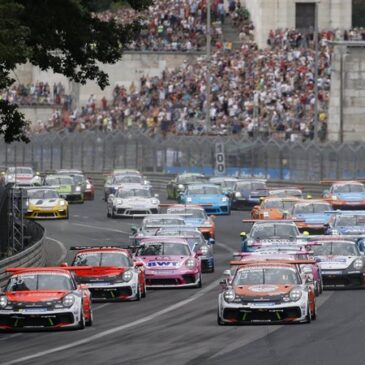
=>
[320,179,365,185]
[303,235,365,242]
[5,266,120,274]
[229,259,317,266]
[242,219,305,223]
[159,204,212,208]
[70,245,128,250]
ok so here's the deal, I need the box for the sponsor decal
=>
[249,285,278,293]
[147,261,179,267]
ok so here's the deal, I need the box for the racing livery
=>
[43,174,84,203]
[230,179,268,210]
[25,188,69,219]
[325,211,365,235]
[1,166,41,186]
[70,247,146,301]
[166,173,207,200]
[0,268,93,330]
[251,197,301,220]
[217,261,316,324]
[209,177,238,195]
[134,238,202,288]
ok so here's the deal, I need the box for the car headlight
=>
[178,184,184,190]
[75,186,81,192]
[151,198,159,205]
[289,288,302,302]
[0,296,8,308]
[200,246,209,255]
[185,258,195,269]
[235,192,241,198]
[221,197,228,202]
[353,259,364,270]
[186,197,192,203]
[331,229,339,235]
[224,289,235,303]
[59,200,65,206]
[122,270,133,282]
[62,294,75,307]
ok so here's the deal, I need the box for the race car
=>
[311,239,365,288]
[70,246,146,301]
[230,179,268,210]
[131,214,187,243]
[1,166,41,186]
[165,204,216,238]
[251,197,301,220]
[267,188,304,199]
[217,260,316,325]
[240,220,304,252]
[325,211,365,235]
[290,200,332,233]
[322,180,365,209]
[209,177,238,195]
[43,174,84,203]
[107,185,160,218]
[134,237,202,288]
[166,173,207,200]
[24,187,69,219]
[56,170,95,200]
[0,267,93,330]
[179,183,230,215]
[104,173,150,200]
[155,227,215,273]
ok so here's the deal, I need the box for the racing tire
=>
[304,304,312,324]
[111,209,117,219]
[64,209,69,220]
[311,304,317,321]
[195,274,202,288]
[78,310,86,330]
[217,310,225,326]
[141,281,147,298]
[135,286,141,301]
[86,309,93,327]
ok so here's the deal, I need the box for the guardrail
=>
[0,222,46,289]
[86,172,325,197]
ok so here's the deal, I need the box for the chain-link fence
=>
[1,131,365,181]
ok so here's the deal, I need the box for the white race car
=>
[2,166,41,186]
[107,184,159,218]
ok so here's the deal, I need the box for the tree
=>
[0,0,152,143]
[353,0,365,27]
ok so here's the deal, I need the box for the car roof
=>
[332,181,364,186]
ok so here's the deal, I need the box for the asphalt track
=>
[0,191,364,365]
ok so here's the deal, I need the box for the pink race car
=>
[134,237,202,288]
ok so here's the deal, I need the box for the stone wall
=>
[245,0,352,49]
[328,42,365,142]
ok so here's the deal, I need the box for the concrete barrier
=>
[0,222,46,289]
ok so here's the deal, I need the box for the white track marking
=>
[45,236,67,265]
[3,280,219,365]
[0,334,22,341]
[93,303,111,312]
[71,223,130,235]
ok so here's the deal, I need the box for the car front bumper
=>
[86,282,140,301]
[204,204,230,215]
[145,269,200,288]
[25,207,68,219]
[321,270,365,288]
[113,206,159,217]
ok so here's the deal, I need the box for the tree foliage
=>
[0,0,152,143]
[353,0,365,27]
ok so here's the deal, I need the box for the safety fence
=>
[1,131,365,181]
[0,222,45,288]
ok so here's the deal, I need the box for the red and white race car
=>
[0,267,93,330]
[69,246,146,301]
[134,237,202,288]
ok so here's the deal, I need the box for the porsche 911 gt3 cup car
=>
[325,211,365,235]
[311,239,365,288]
[25,188,69,219]
[230,179,268,210]
[134,238,202,288]
[179,184,230,215]
[107,185,159,218]
[70,247,146,301]
[1,166,41,186]
[166,173,207,200]
[43,174,84,203]
[0,268,93,330]
[209,177,238,195]
[155,227,215,273]
[217,261,316,325]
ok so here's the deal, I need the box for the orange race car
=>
[251,197,302,220]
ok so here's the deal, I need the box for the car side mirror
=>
[208,238,215,245]
[109,194,115,199]
[305,275,314,284]
[131,226,138,234]
[134,261,144,267]
[196,251,203,257]
[60,262,68,267]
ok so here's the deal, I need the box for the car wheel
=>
[64,209,69,220]
[305,304,312,323]
[86,308,93,327]
[135,286,141,301]
[78,309,86,330]
[311,303,317,321]
[196,274,202,288]
[217,309,225,325]
[210,265,215,273]
[141,280,147,298]
[111,209,116,219]
[107,206,111,217]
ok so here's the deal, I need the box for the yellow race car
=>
[25,187,69,219]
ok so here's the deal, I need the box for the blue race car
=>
[230,179,268,210]
[290,200,332,233]
[179,184,230,215]
[325,211,365,235]
[322,180,365,209]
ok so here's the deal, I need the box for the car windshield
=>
[45,176,73,185]
[335,215,365,227]
[177,175,206,184]
[6,273,73,291]
[137,242,190,256]
[158,230,205,245]
[167,208,206,219]
[8,167,33,174]
[269,189,302,198]
[222,180,236,189]
[72,175,85,184]
[188,186,221,194]
[234,268,299,285]
[293,203,331,214]
[28,189,59,199]
[73,252,131,267]
[114,175,142,184]
[263,200,296,210]
[251,224,298,239]
[144,218,185,228]
[312,242,359,256]
[236,182,267,191]
[117,189,151,198]
[333,184,365,193]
